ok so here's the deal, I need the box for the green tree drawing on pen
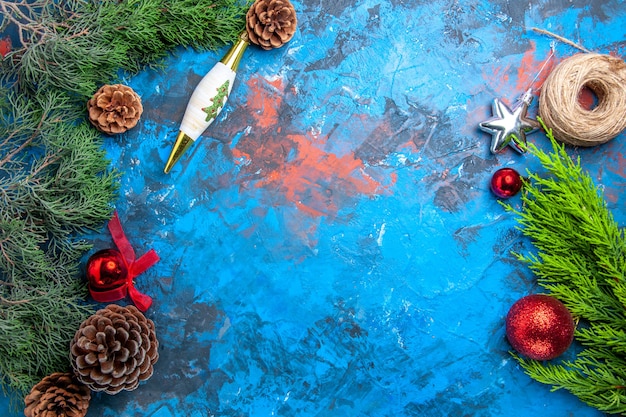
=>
[202,80,230,121]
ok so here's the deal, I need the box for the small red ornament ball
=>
[491,167,523,198]
[86,249,128,291]
[506,294,575,361]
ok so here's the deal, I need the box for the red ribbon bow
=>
[88,211,159,311]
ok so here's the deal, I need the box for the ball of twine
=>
[539,53,626,147]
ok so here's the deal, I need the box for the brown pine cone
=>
[24,372,91,417]
[70,304,159,394]
[246,0,297,50]
[87,84,143,134]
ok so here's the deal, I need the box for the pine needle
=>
[0,0,251,101]
[504,120,626,414]
[0,0,252,405]
[0,88,118,404]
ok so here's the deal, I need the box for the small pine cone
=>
[24,372,91,417]
[246,0,297,50]
[87,84,143,134]
[70,304,159,394]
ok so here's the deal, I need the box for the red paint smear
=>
[607,151,626,178]
[254,132,384,218]
[231,147,251,165]
[616,152,626,175]
[234,75,393,221]
[482,62,511,90]
[246,76,284,130]
[0,37,11,57]
[603,152,626,205]
[578,86,596,110]
[516,41,556,92]
[481,42,556,101]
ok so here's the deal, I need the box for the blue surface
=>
[3,0,626,416]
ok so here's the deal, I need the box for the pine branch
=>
[0,0,253,404]
[0,89,119,402]
[504,122,626,414]
[1,0,251,100]
[158,0,252,48]
[513,354,626,414]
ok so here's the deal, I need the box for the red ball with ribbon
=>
[86,211,159,312]
[87,249,128,291]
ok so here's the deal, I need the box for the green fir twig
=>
[504,121,626,414]
[0,88,118,402]
[0,0,251,100]
[0,0,252,405]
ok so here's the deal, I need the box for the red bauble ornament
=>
[84,211,159,312]
[86,249,128,291]
[506,294,575,361]
[491,167,523,198]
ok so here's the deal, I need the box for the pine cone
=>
[70,304,159,394]
[87,84,143,134]
[246,0,297,50]
[24,372,91,417]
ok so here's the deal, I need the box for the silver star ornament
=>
[479,88,539,154]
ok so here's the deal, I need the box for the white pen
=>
[164,31,249,174]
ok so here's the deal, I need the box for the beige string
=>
[538,53,626,147]
[531,28,591,53]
